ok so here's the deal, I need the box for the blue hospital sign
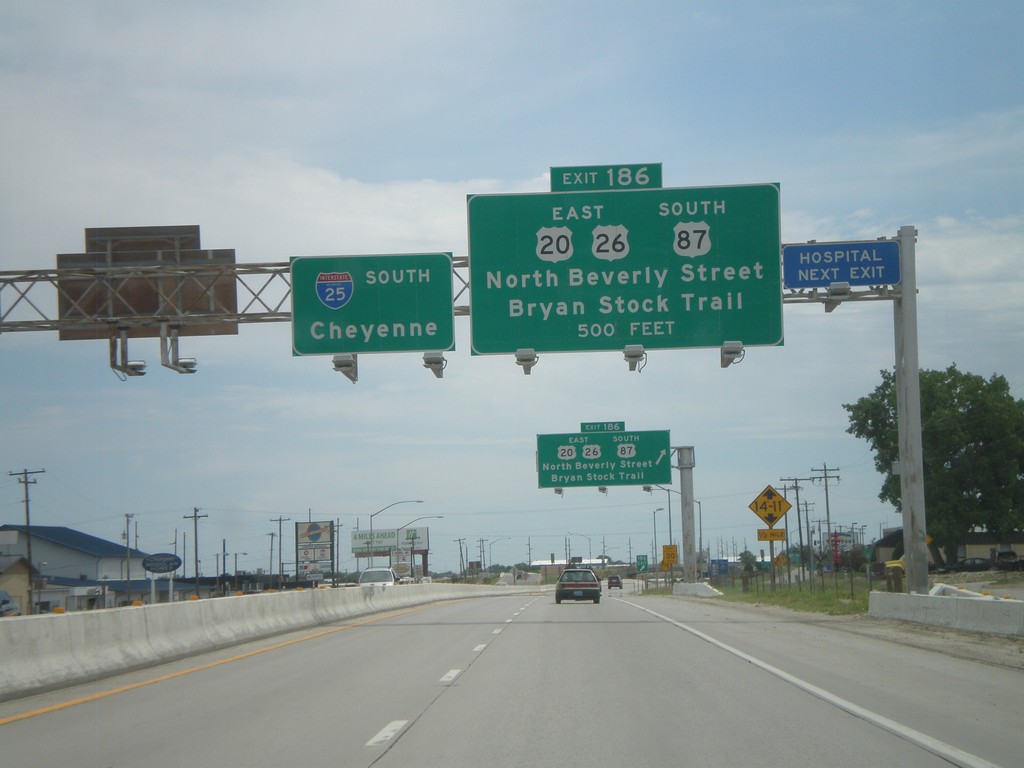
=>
[783,240,901,288]
[316,272,354,309]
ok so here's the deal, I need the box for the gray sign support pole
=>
[894,225,929,593]
[676,447,697,582]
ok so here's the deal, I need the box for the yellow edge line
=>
[1,603,434,727]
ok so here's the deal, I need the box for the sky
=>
[1,1,1022,578]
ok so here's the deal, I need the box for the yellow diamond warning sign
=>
[748,485,792,528]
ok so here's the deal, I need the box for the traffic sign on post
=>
[291,253,454,356]
[748,485,792,527]
[467,183,782,355]
[662,544,679,565]
[536,430,671,488]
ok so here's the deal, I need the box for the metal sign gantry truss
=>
[0,255,893,335]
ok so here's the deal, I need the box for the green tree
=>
[844,365,1024,563]
[738,549,758,573]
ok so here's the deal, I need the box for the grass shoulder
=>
[638,570,1024,616]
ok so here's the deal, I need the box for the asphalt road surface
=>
[2,591,1020,767]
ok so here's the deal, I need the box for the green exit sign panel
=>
[291,253,454,355]
[580,421,625,433]
[467,184,782,355]
[537,430,671,488]
[551,164,663,191]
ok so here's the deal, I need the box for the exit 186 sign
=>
[467,183,782,355]
[291,253,454,356]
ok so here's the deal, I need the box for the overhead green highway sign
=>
[291,253,454,356]
[536,429,671,488]
[467,183,782,355]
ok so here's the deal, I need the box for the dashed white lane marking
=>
[492,627,503,634]
[473,644,487,652]
[367,720,407,746]
[505,618,514,623]
[439,669,461,683]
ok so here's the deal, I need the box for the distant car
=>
[607,574,623,589]
[0,589,22,617]
[358,567,398,586]
[995,552,1020,571]
[555,568,601,604]
[943,558,994,573]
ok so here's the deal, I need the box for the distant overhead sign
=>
[537,429,671,488]
[783,240,901,288]
[467,183,783,355]
[291,253,454,356]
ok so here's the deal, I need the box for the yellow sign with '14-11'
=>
[748,485,792,528]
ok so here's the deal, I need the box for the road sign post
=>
[749,485,792,593]
[467,184,782,355]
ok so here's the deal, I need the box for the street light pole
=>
[396,514,443,579]
[488,536,510,576]
[652,509,662,566]
[369,500,423,568]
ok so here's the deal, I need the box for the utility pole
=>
[780,476,813,588]
[267,532,276,585]
[183,508,207,597]
[271,516,290,589]
[811,464,841,595]
[778,482,798,588]
[10,469,45,615]
[453,538,466,578]
[810,465,840,564]
[123,513,135,605]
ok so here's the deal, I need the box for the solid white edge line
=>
[366,720,407,747]
[627,601,1000,768]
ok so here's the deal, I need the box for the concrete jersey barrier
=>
[0,583,525,701]
[868,589,1024,636]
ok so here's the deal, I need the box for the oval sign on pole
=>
[142,553,183,574]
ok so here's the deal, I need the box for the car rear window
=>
[560,571,596,583]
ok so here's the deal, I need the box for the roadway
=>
[1,589,1020,767]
